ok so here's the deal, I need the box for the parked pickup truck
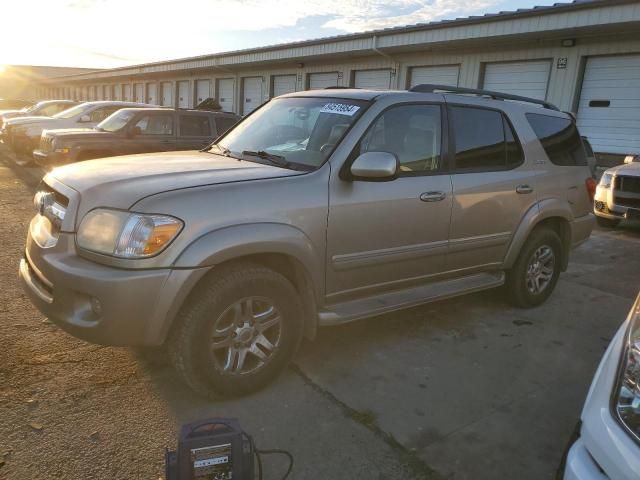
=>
[33,108,241,167]
[20,86,595,397]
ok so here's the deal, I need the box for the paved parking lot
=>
[1,148,638,480]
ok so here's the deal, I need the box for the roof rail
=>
[409,84,559,111]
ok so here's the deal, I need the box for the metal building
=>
[40,0,640,159]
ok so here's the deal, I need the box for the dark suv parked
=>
[33,108,241,167]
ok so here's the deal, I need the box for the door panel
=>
[218,79,235,112]
[410,65,460,88]
[195,80,211,106]
[309,72,338,90]
[242,77,263,115]
[447,105,537,271]
[353,69,392,90]
[146,83,157,104]
[482,60,551,100]
[160,82,173,106]
[326,103,451,301]
[273,75,297,97]
[177,81,190,108]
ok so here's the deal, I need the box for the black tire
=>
[506,228,562,308]
[168,262,304,398]
[596,216,620,228]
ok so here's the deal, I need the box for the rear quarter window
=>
[526,113,587,166]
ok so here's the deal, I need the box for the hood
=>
[608,163,640,177]
[5,115,53,126]
[0,109,23,118]
[47,150,306,220]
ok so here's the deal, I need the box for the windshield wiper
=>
[242,150,290,168]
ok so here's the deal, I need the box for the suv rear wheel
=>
[506,228,562,308]
[168,262,303,398]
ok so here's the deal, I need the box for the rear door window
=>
[179,115,212,136]
[450,106,523,171]
[134,114,174,135]
[214,116,238,136]
[526,113,587,166]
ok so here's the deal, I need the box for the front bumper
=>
[564,438,608,480]
[19,221,209,346]
[33,149,68,167]
[593,186,640,220]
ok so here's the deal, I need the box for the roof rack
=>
[409,84,559,111]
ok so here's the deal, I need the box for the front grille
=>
[616,176,640,194]
[40,135,55,152]
[614,196,640,209]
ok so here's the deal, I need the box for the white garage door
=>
[123,84,132,102]
[177,81,190,108]
[146,83,157,104]
[410,65,460,88]
[483,60,551,100]
[242,77,263,115]
[273,75,297,97]
[134,83,144,103]
[195,80,211,106]
[160,82,173,107]
[309,72,339,90]
[577,54,640,155]
[354,69,391,90]
[218,79,235,112]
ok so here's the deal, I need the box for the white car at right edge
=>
[564,293,640,479]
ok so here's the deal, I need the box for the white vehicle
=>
[0,101,153,156]
[593,162,640,228]
[564,293,640,479]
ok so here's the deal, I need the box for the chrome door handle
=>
[420,191,446,202]
[516,185,533,194]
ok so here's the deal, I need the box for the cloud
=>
[323,0,500,32]
[0,0,503,67]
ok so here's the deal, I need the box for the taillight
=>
[585,177,597,202]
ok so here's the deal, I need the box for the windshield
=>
[97,110,137,132]
[215,97,367,170]
[53,104,88,119]
[23,102,44,113]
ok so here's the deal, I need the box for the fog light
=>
[90,297,103,315]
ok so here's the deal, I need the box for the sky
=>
[0,0,566,69]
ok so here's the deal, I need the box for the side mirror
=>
[79,114,91,123]
[349,151,399,181]
[128,126,142,137]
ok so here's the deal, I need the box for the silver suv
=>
[19,86,595,397]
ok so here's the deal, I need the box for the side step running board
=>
[318,271,505,326]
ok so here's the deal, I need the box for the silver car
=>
[19,86,595,397]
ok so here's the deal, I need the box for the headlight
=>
[77,208,183,258]
[599,173,613,188]
[613,296,640,442]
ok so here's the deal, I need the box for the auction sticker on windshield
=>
[320,103,360,116]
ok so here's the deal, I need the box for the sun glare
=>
[0,65,6,74]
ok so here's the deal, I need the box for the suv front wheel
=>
[506,228,562,308]
[168,262,304,398]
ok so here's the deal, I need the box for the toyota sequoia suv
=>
[19,86,595,397]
